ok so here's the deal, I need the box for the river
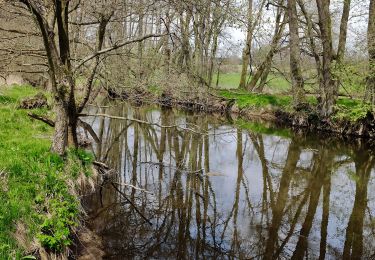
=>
[82,101,375,259]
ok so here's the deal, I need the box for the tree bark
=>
[239,0,254,89]
[316,0,336,117]
[287,0,305,104]
[366,0,375,104]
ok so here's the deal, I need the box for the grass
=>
[215,69,367,98]
[219,89,292,109]
[334,97,372,122]
[0,85,91,258]
[218,88,372,123]
[215,72,290,93]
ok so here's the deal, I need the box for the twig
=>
[75,34,168,72]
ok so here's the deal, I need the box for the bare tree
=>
[4,0,164,155]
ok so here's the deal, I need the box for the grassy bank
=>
[0,85,92,259]
[218,89,371,122]
[215,71,365,98]
[215,72,290,92]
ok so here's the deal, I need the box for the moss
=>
[0,85,87,258]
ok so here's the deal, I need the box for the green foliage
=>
[66,148,94,178]
[0,85,86,258]
[332,61,367,97]
[333,98,372,122]
[37,197,79,251]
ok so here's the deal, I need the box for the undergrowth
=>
[219,89,373,123]
[0,85,93,258]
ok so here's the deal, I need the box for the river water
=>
[82,101,375,259]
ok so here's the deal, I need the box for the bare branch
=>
[74,33,168,72]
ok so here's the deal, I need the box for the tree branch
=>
[28,113,55,127]
[74,33,168,72]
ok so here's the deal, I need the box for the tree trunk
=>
[287,0,305,105]
[52,100,69,155]
[366,0,375,105]
[316,0,336,117]
[337,0,351,62]
[239,0,254,89]
[137,0,144,79]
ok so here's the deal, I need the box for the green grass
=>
[219,88,372,123]
[215,72,290,93]
[219,89,293,109]
[216,69,367,98]
[0,85,89,258]
[334,97,372,122]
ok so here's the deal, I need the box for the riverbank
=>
[1,83,373,258]
[108,86,375,138]
[0,85,95,259]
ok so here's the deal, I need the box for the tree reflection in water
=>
[82,102,375,259]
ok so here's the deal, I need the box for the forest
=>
[0,0,375,259]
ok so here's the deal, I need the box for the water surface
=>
[83,102,375,259]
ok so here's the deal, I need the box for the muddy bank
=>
[105,88,375,139]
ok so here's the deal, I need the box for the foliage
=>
[332,61,367,97]
[333,98,373,122]
[0,85,88,258]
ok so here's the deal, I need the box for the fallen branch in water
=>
[111,182,153,226]
[93,161,153,225]
[28,113,55,127]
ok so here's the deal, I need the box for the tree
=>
[315,0,335,117]
[246,0,286,92]
[6,0,164,155]
[239,0,254,89]
[287,0,305,105]
[367,0,375,105]
[313,0,351,116]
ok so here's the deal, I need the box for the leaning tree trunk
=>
[247,3,285,92]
